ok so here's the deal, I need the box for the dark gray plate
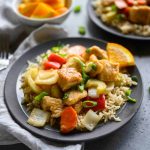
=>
[4,37,143,143]
[88,0,150,40]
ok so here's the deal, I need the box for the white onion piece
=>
[81,109,101,131]
[27,108,50,127]
[88,88,99,98]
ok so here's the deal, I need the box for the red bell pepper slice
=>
[83,95,106,111]
[44,61,61,70]
[115,0,128,9]
[92,94,106,111]
[126,0,134,6]
[48,53,66,64]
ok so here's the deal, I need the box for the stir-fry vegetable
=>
[27,108,50,127]
[86,79,106,95]
[125,89,132,96]
[132,76,138,82]
[81,109,101,131]
[127,96,137,103]
[34,92,48,102]
[88,88,99,98]
[82,100,97,108]
[92,94,106,111]
[86,48,91,53]
[74,57,89,92]
[63,93,69,100]
[50,85,62,98]
[83,94,106,111]
[51,43,64,53]
[44,61,61,69]
[60,107,77,133]
[48,53,66,64]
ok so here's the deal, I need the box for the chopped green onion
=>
[74,5,81,13]
[116,14,126,21]
[127,96,137,103]
[91,63,97,71]
[51,42,64,53]
[73,57,89,84]
[86,48,91,53]
[78,82,84,92]
[51,47,61,53]
[63,93,69,100]
[41,53,48,59]
[34,92,48,102]
[125,89,132,96]
[111,4,118,12]
[79,26,86,35]
[132,76,138,82]
[82,71,89,83]
[58,53,67,58]
[82,100,97,108]
[73,57,85,68]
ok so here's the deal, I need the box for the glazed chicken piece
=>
[74,101,83,114]
[82,46,108,61]
[57,67,82,91]
[64,90,87,106]
[87,54,104,77]
[128,6,150,25]
[41,96,63,118]
[98,60,119,81]
[63,55,85,72]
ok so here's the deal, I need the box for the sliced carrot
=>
[67,45,86,56]
[60,106,77,133]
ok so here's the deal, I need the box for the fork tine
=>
[0,32,10,59]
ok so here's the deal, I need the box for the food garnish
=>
[107,43,135,67]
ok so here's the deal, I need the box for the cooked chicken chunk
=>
[74,101,83,114]
[64,90,87,106]
[98,60,119,81]
[86,54,103,77]
[128,6,150,25]
[82,46,108,61]
[63,56,85,72]
[58,68,82,91]
[41,96,63,118]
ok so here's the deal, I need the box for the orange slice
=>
[18,3,38,17]
[31,2,58,18]
[107,43,135,67]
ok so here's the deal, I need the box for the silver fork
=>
[0,32,11,71]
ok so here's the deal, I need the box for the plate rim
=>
[4,37,144,143]
[87,0,150,40]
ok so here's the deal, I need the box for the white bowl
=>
[12,0,73,26]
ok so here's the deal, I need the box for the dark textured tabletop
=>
[1,0,150,150]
